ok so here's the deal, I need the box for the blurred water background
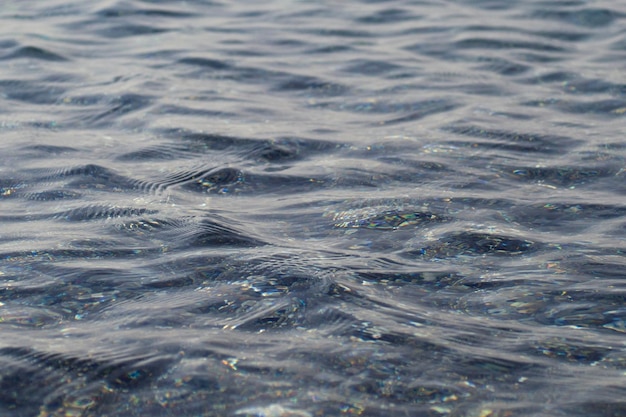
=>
[0,0,625,416]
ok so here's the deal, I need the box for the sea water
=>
[0,1,625,416]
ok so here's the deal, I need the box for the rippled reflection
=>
[0,0,625,416]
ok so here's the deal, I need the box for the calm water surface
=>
[1,1,625,416]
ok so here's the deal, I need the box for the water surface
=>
[1,1,625,416]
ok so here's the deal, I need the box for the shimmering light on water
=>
[0,0,625,416]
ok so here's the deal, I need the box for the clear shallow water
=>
[0,0,625,416]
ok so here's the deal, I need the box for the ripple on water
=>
[0,0,625,416]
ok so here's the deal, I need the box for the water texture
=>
[0,0,625,416]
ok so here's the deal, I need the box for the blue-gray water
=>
[1,1,625,416]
